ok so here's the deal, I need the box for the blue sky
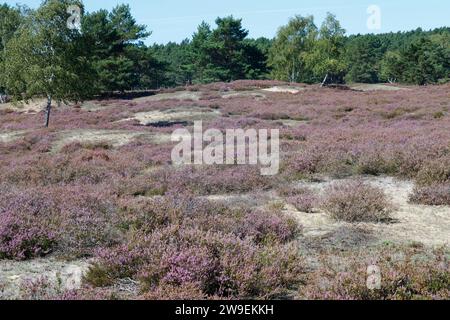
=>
[6,0,450,44]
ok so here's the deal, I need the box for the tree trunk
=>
[320,73,329,87]
[45,95,52,128]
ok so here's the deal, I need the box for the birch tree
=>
[1,0,94,127]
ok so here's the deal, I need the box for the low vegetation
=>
[301,245,449,300]
[0,0,449,301]
[321,180,393,223]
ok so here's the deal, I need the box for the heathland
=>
[0,80,449,299]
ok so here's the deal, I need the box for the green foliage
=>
[303,13,347,84]
[81,4,153,92]
[0,4,25,94]
[353,27,450,85]
[1,0,94,102]
[0,3,24,51]
[268,15,317,83]
[1,1,449,105]
[345,35,385,83]
[191,17,268,83]
[399,37,449,84]
[269,13,347,84]
[150,40,194,87]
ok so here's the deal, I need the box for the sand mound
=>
[262,86,305,94]
[135,91,202,102]
[221,91,267,100]
[125,106,221,126]
[350,83,409,92]
[52,129,148,151]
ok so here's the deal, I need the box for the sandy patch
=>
[350,83,409,92]
[79,101,112,111]
[0,99,46,114]
[288,176,450,247]
[205,191,277,209]
[221,91,267,100]
[276,119,308,127]
[124,106,221,126]
[135,91,201,103]
[0,130,28,143]
[0,258,90,299]
[0,100,78,114]
[52,129,149,151]
[262,86,305,94]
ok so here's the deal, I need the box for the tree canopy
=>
[1,0,94,126]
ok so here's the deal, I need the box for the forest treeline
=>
[1,0,449,101]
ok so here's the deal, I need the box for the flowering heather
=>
[409,183,450,206]
[140,282,207,300]
[0,211,56,260]
[88,224,303,299]
[278,186,319,213]
[415,156,450,186]
[321,180,393,223]
[236,210,299,244]
[1,148,145,187]
[0,184,117,259]
[1,81,450,299]
[0,186,57,260]
[165,165,272,195]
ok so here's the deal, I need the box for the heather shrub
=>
[409,183,450,206]
[160,246,218,287]
[2,149,144,187]
[19,276,118,300]
[168,165,271,195]
[0,133,53,154]
[356,153,397,176]
[140,282,207,300]
[278,186,318,213]
[55,288,119,300]
[0,211,56,260]
[116,193,229,234]
[60,141,113,154]
[235,210,300,244]
[0,186,57,260]
[114,166,270,196]
[415,157,450,186]
[89,226,304,299]
[113,174,168,197]
[286,194,318,213]
[301,246,449,300]
[182,229,303,298]
[57,187,119,257]
[0,184,118,259]
[115,192,298,245]
[321,180,393,222]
